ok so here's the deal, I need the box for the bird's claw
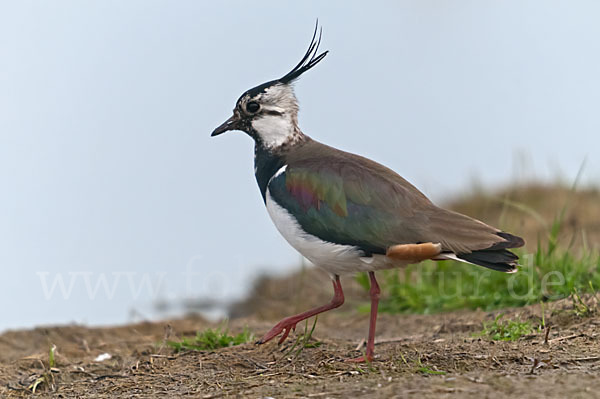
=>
[277,323,298,344]
[256,319,298,345]
[345,354,374,363]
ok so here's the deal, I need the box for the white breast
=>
[265,189,399,276]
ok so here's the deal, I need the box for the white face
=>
[243,84,301,149]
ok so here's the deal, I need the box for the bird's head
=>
[211,24,328,150]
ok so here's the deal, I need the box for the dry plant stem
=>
[543,325,552,345]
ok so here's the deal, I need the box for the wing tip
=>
[494,232,526,250]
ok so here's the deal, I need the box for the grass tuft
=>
[167,326,253,352]
[570,287,598,317]
[282,316,322,360]
[356,210,600,315]
[27,345,57,393]
[477,314,533,341]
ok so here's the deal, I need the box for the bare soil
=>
[1,274,599,398]
[2,184,598,398]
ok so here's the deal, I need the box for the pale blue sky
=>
[1,1,599,331]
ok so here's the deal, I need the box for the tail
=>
[435,232,525,273]
[425,207,526,273]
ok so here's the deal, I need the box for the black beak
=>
[211,114,241,137]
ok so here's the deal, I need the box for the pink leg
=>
[347,271,380,362]
[257,275,344,345]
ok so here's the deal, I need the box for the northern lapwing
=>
[211,24,525,362]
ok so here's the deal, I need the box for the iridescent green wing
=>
[267,162,429,255]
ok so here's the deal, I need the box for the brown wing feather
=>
[425,208,506,254]
[283,138,525,259]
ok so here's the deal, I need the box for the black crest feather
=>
[279,21,328,84]
[241,21,329,100]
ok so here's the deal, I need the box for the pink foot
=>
[256,276,345,346]
[345,354,374,363]
[256,317,299,345]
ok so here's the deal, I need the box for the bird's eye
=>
[246,101,260,113]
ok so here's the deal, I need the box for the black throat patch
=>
[254,144,286,203]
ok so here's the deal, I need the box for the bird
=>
[211,23,524,362]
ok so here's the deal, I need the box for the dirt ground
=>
[1,272,599,399]
[2,184,598,398]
